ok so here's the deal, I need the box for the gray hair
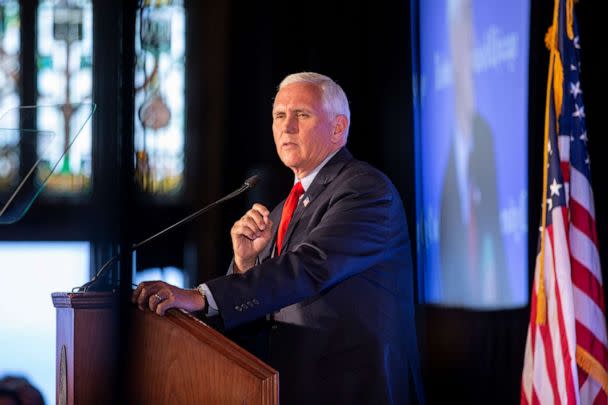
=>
[278,72,351,137]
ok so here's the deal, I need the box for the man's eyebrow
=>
[272,107,313,114]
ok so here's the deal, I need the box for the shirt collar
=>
[295,149,340,192]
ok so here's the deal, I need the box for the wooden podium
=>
[52,292,278,404]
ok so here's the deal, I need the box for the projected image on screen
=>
[418,0,529,308]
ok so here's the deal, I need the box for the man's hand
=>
[131,280,205,316]
[231,203,273,272]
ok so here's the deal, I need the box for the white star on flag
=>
[546,197,553,211]
[549,178,562,197]
[569,81,582,98]
[573,104,585,118]
[580,131,588,142]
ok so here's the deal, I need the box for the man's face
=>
[449,0,475,135]
[272,82,342,178]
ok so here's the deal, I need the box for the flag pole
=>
[536,0,562,326]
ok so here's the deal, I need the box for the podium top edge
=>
[52,291,119,309]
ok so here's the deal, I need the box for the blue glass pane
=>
[133,266,186,289]
[0,241,89,405]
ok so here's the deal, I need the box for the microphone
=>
[73,175,261,292]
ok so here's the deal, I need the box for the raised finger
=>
[245,208,267,230]
[233,222,259,240]
[236,215,262,237]
[241,215,265,235]
[231,221,255,241]
[251,203,270,218]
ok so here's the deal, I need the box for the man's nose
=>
[283,114,298,133]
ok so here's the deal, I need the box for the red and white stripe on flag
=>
[521,0,608,404]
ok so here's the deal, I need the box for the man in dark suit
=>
[439,113,508,306]
[133,72,423,404]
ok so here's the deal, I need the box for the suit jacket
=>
[206,148,423,404]
[439,114,509,307]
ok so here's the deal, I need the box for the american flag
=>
[521,0,608,404]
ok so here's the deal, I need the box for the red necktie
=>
[276,181,304,254]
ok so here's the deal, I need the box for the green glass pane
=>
[36,0,93,195]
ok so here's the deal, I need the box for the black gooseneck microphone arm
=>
[73,175,261,292]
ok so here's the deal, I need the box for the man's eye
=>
[297,112,309,118]
[274,113,285,119]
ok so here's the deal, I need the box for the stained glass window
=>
[0,0,20,191]
[37,0,93,195]
[134,0,185,195]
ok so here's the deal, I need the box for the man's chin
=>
[279,155,302,170]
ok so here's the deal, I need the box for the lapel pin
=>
[303,196,310,207]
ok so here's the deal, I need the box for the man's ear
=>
[330,115,348,144]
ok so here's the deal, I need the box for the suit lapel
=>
[279,147,353,252]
